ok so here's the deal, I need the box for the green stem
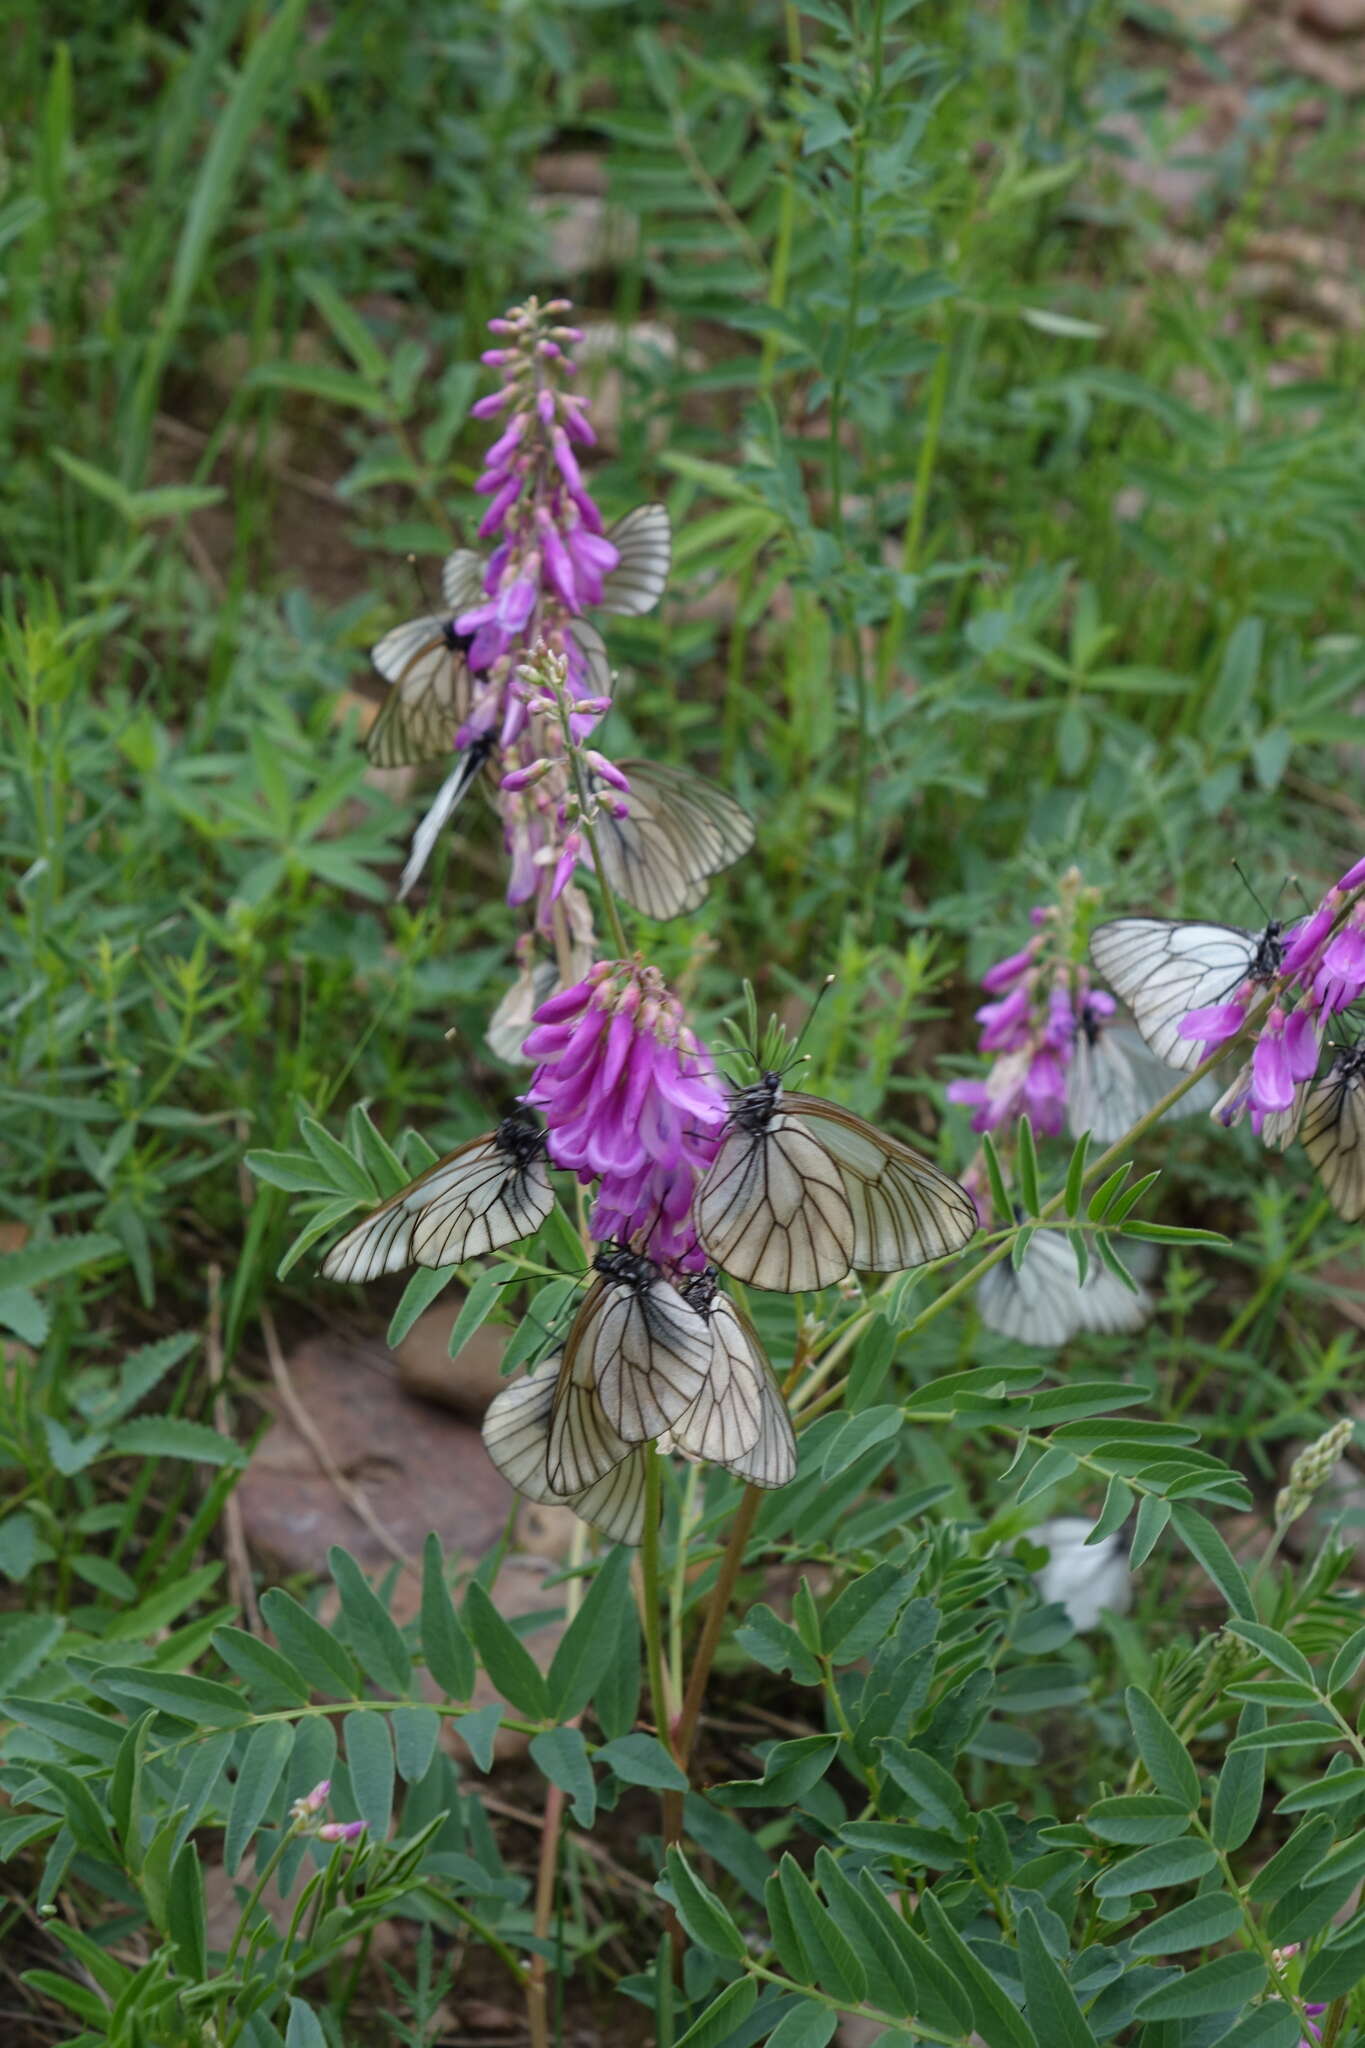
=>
[673,1483,763,1767]
[224,1827,297,1971]
[758,0,805,399]
[641,1446,672,1749]
[877,338,950,696]
[1171,1194,1331,1418]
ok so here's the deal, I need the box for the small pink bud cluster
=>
[288,1778,366,1845]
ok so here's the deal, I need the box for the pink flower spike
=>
[501,759,551,793]
[975,984,1031,1052]
[471,389,512,419]
[1284,1008,1322,1083]
[1338,855,1365,892]
[1316,926,1365,1013]
[1177,1001,1246,1047]
[537,388,556,427]
[552,426,584,495]
[478,475,523,538]
[549,834,582,902]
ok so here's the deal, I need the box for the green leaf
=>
[1018,1906,1097,2048]
[463,1580,550,1721]
[329,1546,411,1695]
[1064,1133,1090,1218]
[1092,1837,1218,1897]
[298,268,389,383]
[212,1626,310,1710]
[918,1891,1036,2048]
[392,1707,440,1787]
[1226,1721,1336,1754]
[285,1999,329,2048]
[763,2006,837,2048]
[1128,1892,1243,1955]
[1126,1686,1199,1807]
[99,1668,246,1727]
[547,1545,633,1720]
[1211,1704,1266,1851]
[595,1733,687,1791]
[777,1857,866,2006]
[387,1264,458,1348]
[31,1764,118,1865]
[1085,1795,1194,1846]
[1133,1951,1266,2020]
[1277,1766,1365,1813]
[734,1604,822,1686]
[1246,1816,1335,1904]
[260,1588,362,1699]
[858,1871,969,2032]
[877,1743,969,1836]
[0,1232,120,1291]
[662,1847,747,1961]
[1129,1494,1171,1568]
[1302,1924,1365,2002]
[1171,1505,1254,1618]
[453,1703,504,1773]
[673,1977,756,2048]
[1016,1117,1041,1215]
[822,1563,912,1664]
[531,1727,596,1828]
[446,1267,515,1359]
[710,1733,840,1807]
[225,1721,293,1874]
[1329,1624,1365,1694]
[247,359,394,415]
[819,1405,902,1481]
[1224,1619,1314,1687]
[343,1710,393,1838]
[167,1841,207,1980]
[420,1533,475,1701]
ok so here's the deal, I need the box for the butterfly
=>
[596,504,672,617]
[977,1230,1151,1349]
[321,1105,553,1284]
[482,1353,646,1546]
[1300,1047,1365,1222]
[367,617,475,770]
[674,1271,796,1486]
[694,1072,978,1293]
[591,760,755,921]
[546,1245,713,1492]
[1067,1000,1222,1145]
[1090,917,1291,1072]
[397,734,496,901]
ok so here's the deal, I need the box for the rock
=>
[237,1333,512,1575]
[394,1306,510,1421]
[1297,0,1365,31]
[533,152,608,197]
[527,194,637,279]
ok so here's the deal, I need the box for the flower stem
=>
[672,1482,763,1769]
[641,1446,673,1749]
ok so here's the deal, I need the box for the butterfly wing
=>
[1302,1058,1365,1222]
[593,760,754,921]
[546,1284,638,1493]
[1075,1246,1152,1336]
[592,1276,714,1444]
[397,742,492,900]
[695,1116,856,1292]
[569,617,611,698]
[598,504,671,617]
[1067,1021,1222,1144]
[441,549,486,614]
[321,1129,552,1283]
[1090,919,1260,1072]
[484,1355,647,1545]
[724,1349,797,1488]
[368,617,473,768]
[671,1292,764,1464]
[977,1232,1083,1349]
[786,1095,979,1271]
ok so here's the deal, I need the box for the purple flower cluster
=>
[457,297,618,748]
[947,912,1101,1139]
[1186,855,1365,1139]
[524,959,726,1267]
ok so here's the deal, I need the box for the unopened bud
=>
[585,750,630,793]
[1276,1417,1353,1523]
[318,1819,366,1844]
[501,758,553,793]
[572,696,612,717]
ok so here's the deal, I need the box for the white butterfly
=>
[546,1247,713,1492]
[321,1106,552,1283]
[396,736,495,900]
[1090,917,1291,1072]
[1067,1002,1222,1145]
[592,760,754,921]
[482,1354,646,1547]
[367,617,475,770]
[977,1230,1151,1350]
[673,1274,796,1487]
[695,1073,978,1293]
[1301,1048,1365,1221]
[596,504,672,617]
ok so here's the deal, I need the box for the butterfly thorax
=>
[730,1072,784,1134]
[1332,1047,1365,1088]
[1252,921,1285,980]
[497,1104,547,1165]
[680,1265,720,1316]
[592,1243,659,1291]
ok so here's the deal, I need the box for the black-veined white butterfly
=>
[1090,916,1290,1072]
[482,1353,646,1546]
[1067,1001,1222,1145]
[977,1230,1151,1349]
[597,504,671,617]
[397,734,496,901]
[675,1271,796,1486]
[695,1073,978,1293]
[591,760,754,921]
[546,1245,713,1492]
[367,617,475,770]
[321,1105,552,1284]
[1301,1047,1365,1222]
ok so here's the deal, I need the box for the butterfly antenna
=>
[1287,873,1314,915]
[781,974,837,1076]
[405,553,432,607]
[1231,859,1271,924]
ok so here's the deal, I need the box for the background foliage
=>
[3,0,1365,2042]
